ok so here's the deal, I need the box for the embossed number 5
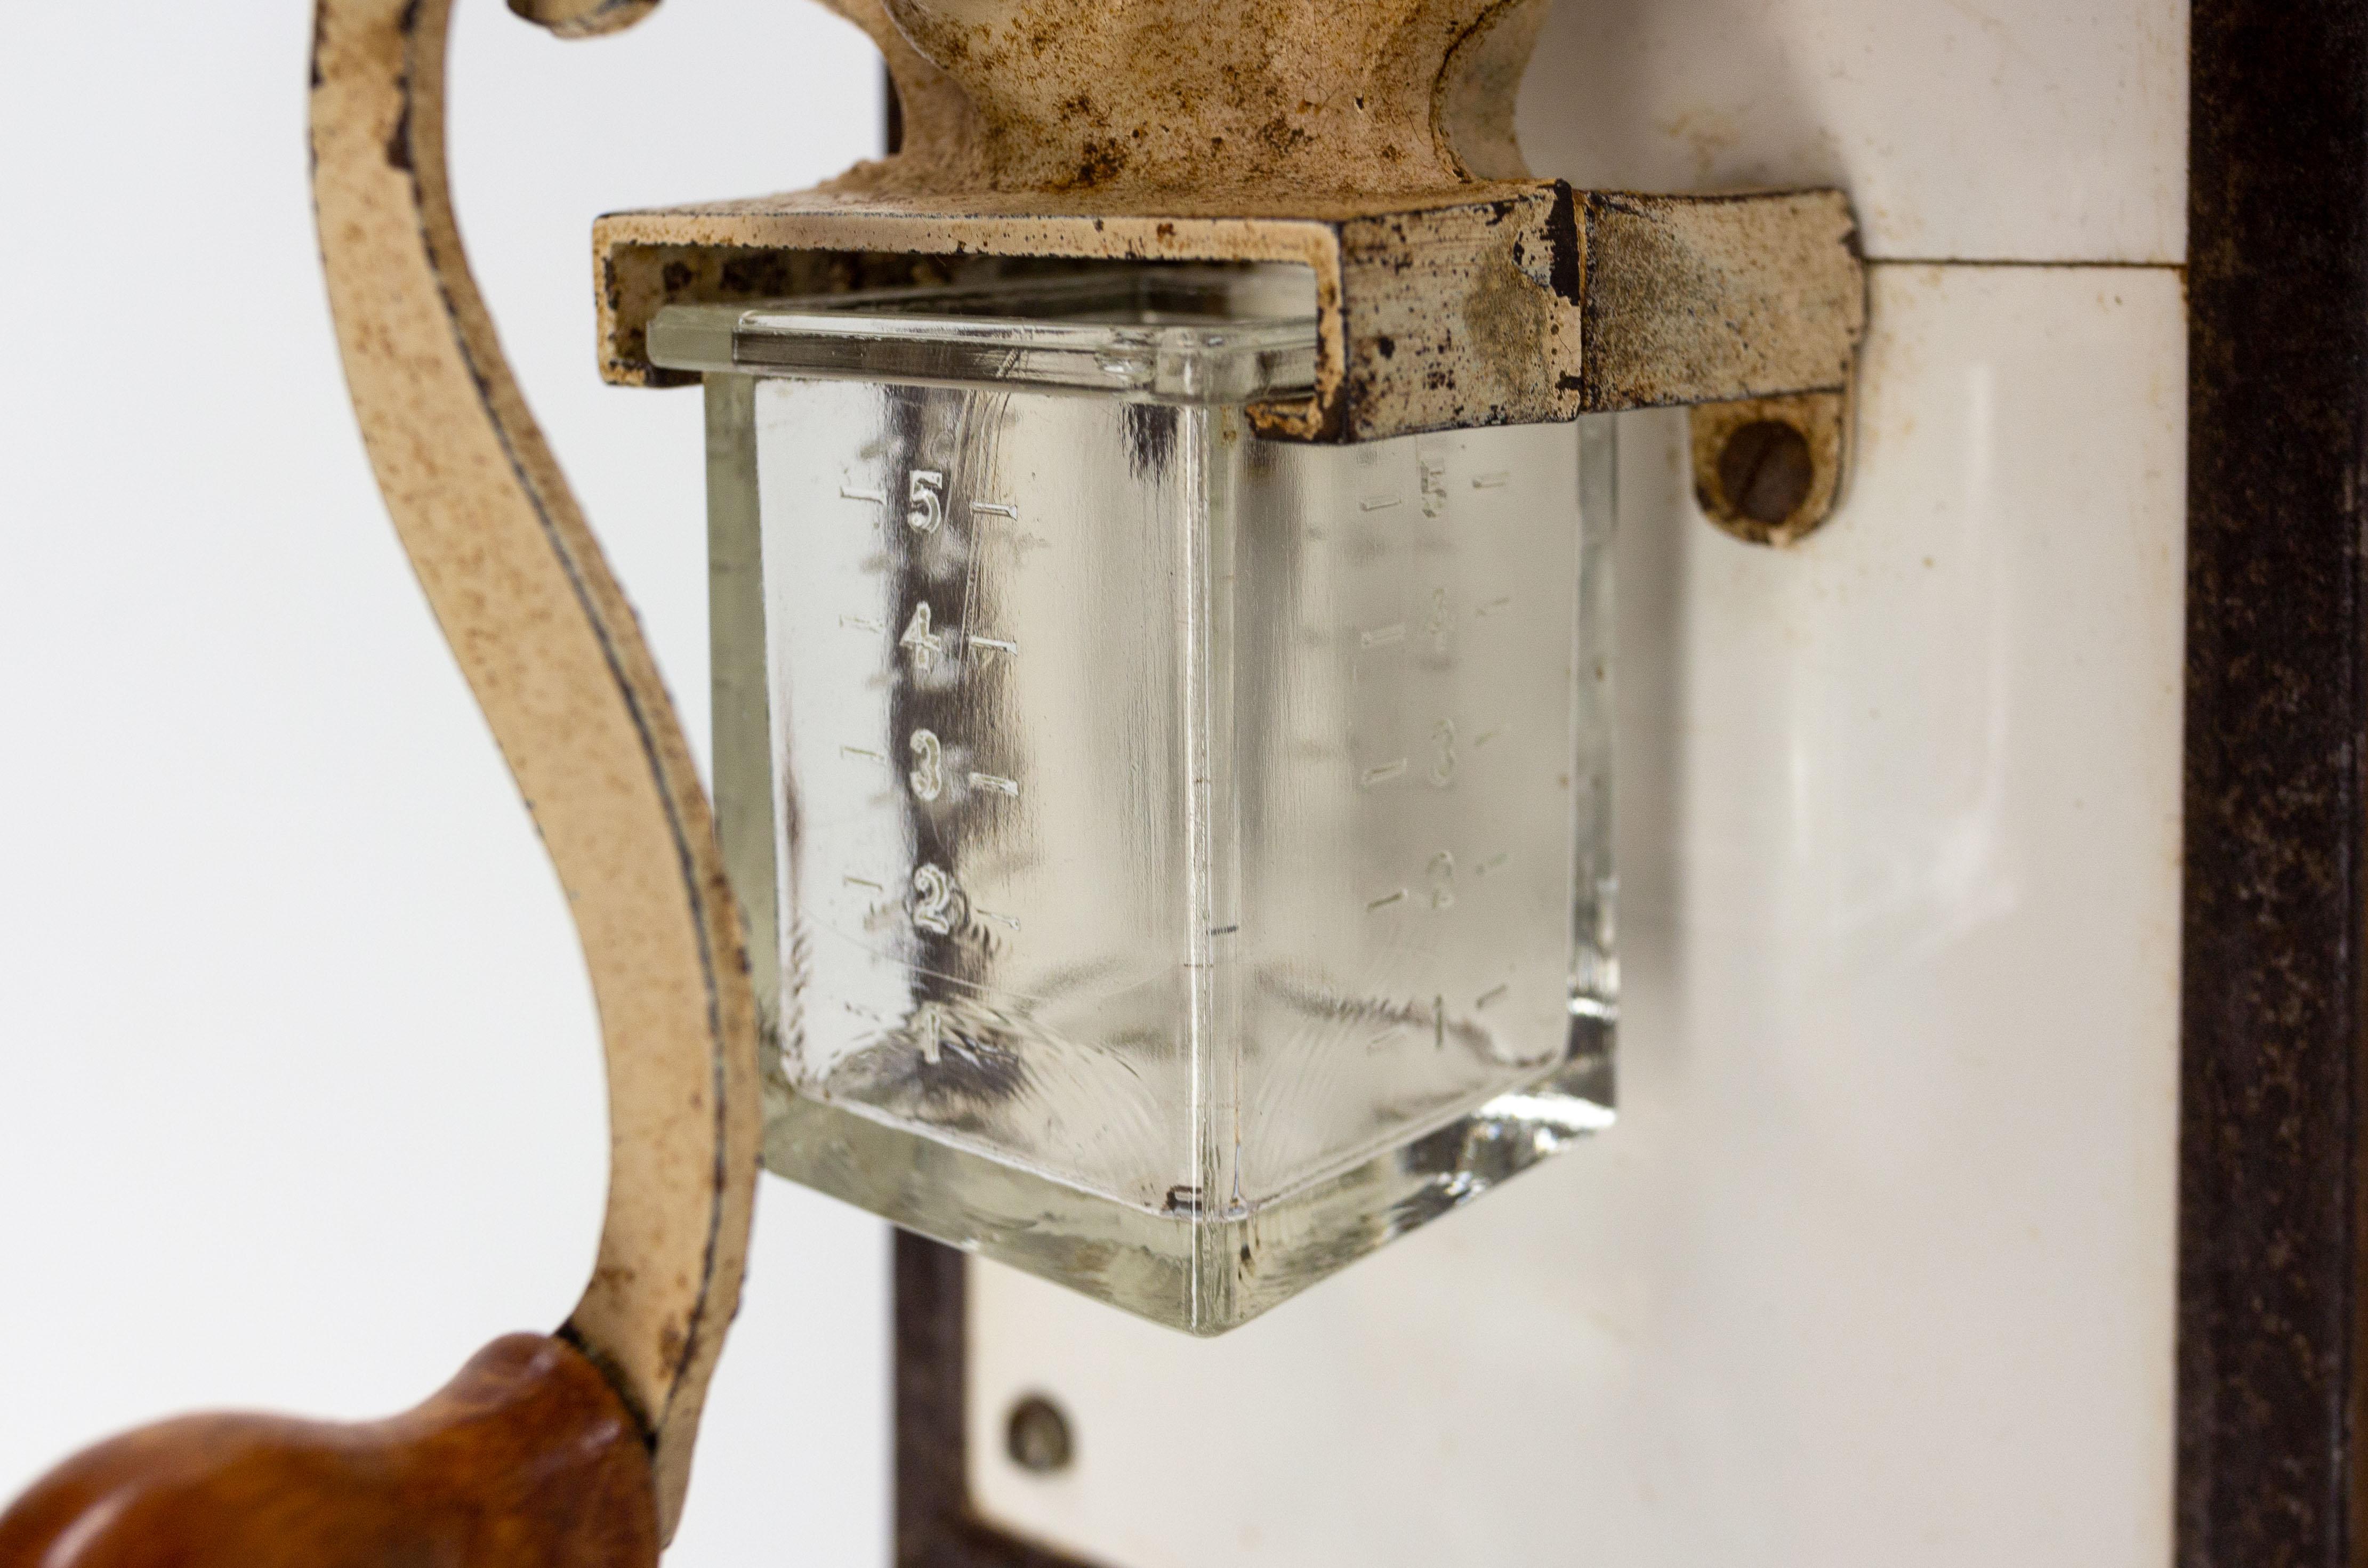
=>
[906,470,945,534]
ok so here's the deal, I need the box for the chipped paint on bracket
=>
[595,184,1865,444]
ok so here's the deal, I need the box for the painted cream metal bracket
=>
[596,1,1866,452]
[307,0,762,1537]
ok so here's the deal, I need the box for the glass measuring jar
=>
[654,266,1615,1332]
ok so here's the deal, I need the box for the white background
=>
[0,5,891,1562]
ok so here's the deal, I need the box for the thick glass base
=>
[764,1022,1610,1333]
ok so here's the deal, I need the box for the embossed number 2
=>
[913,862,965,935]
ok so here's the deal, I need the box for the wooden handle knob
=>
[0,1335,657,1568]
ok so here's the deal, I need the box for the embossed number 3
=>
[908,727,944,801]
[906,469,945,534]
[913,862,965,935]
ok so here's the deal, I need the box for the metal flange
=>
[593,184,1865,445]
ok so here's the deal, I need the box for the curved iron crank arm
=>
[0,1,761,1562]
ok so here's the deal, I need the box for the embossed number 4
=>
[899,601,945,674]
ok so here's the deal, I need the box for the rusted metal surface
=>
[1688,389,1852,547]
[1432,0,1550,183]
[824,0,1541,199]
[2178,1,2368,1565]
[310,0,760,1541]
[594,184,1863,443]
[591,0,1863,444]
[1574,190,1863,413]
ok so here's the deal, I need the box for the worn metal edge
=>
[593,182,1862,444]
[2178,1,2368,1565]
[1575,188,1864,411]
[595,199,1381,439]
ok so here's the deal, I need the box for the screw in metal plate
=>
[1690,392,1850,547]
[1717,418,1815,527]
[1005,1393,1075,1475]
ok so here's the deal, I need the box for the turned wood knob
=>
[0,1336,657,1568]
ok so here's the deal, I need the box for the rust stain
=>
[1461,232,1553,399]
